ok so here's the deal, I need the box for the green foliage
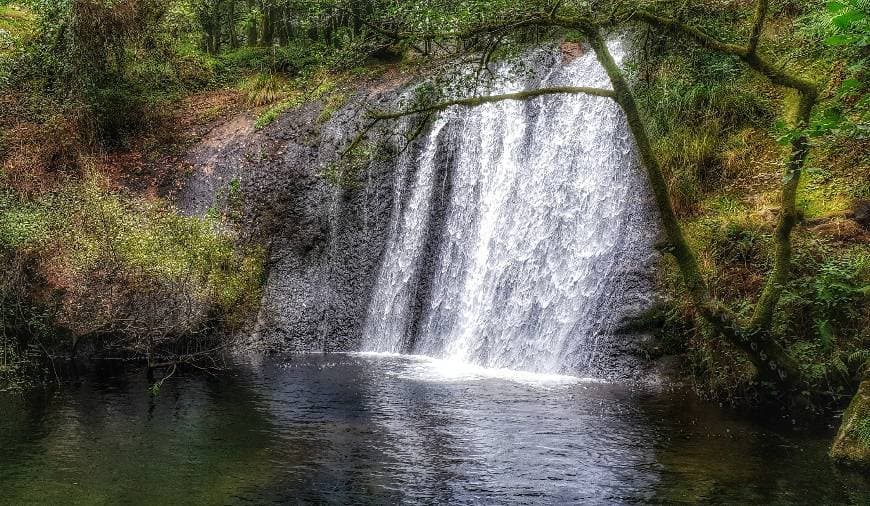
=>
[0,178,264,332]
[0,4,34,87]
[5,1,165,143]
[812,254,869,319]
[0,194,46,248]
[214,44,327,82]
[823,0,870,47]
[794,0,870,143]
[778,250,869,383]
[854,414,870,445]
[709,219,769,267]
[239,72,289,106]
[62,181,262,312]
[254,71,339,128]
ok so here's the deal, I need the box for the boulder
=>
[852,198,870,229]
[831,376,870,468]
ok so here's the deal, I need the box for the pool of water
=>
[1,353,868,504]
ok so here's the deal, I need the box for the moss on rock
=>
[831,377,870,467]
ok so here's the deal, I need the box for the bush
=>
[635,75,774,215]
[214,43,327,84]
[0,177,264,363]
[239,72,290,106]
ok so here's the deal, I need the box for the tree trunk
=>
[750,91,815,330]
[211,4,223,53]
[324,13,334,46]
[228,0,239,49]
[278,7,290,46]
[583,27,803,386]
[352,4,362,37]
[245,0,257,46]
[261,6,274,46]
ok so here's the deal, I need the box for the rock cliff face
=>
[178,83,421,352]
[176,63,660,382]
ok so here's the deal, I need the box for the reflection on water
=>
[1,354,868,504]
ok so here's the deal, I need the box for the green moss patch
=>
[831,379,870,467]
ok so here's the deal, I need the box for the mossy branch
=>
[750,91,816,331]
[368,86,615,121]
[341,85,614,170]
[628,11,818,97]
[748,0,769,55]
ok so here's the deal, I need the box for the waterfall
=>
[362,41,655,375]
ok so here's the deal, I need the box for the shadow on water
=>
[635,391,870,504]
[1,354,869,504]
[0,360,281,505]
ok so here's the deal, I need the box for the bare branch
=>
[340,86,611,163]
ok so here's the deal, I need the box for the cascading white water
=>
[362,41,655,375]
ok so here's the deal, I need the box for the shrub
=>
[654,122,722,215]
[0,177,264,361]
[239,72,290,106]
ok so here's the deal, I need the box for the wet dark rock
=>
[853,198,870,230]
[177,85,415,352]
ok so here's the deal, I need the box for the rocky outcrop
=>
[175,60,661,385]
[177,84,419,352]
[831,374,870,468]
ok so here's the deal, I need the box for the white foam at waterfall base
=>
[354,352,597,386]
[362,40,654,377]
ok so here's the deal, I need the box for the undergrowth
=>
[0,175,264,389]
[633,0,870,404]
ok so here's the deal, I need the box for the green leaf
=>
[816,319,834,352]
[838,78,861,94]
[832,10,866,29]
[826,1,846,12]
[825,34,858,46]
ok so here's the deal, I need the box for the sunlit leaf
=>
[825,34,858,46]
[826,1,847,13]
[832,10,866,29]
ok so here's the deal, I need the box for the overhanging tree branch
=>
[368,86,615,120]
[628,10,818,96]
[341,85,613,160]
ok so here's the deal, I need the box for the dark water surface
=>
[1,353,868,504]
